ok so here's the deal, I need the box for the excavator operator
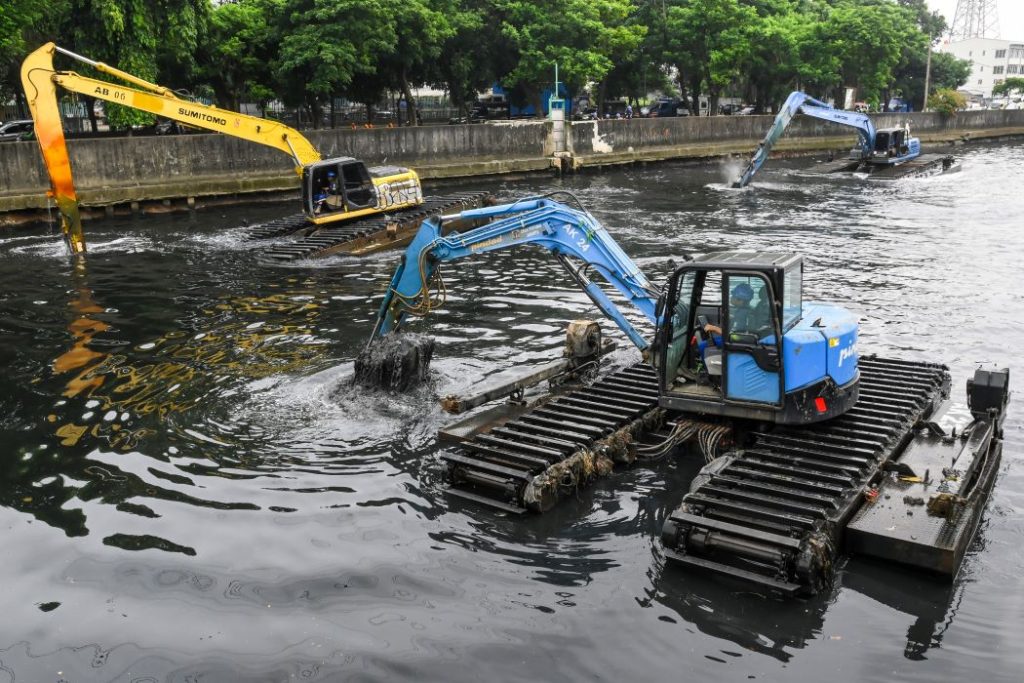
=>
[315,171,343,213]
[702,282,756,338]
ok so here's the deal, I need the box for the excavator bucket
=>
[353,333,435,392]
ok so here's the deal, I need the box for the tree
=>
[495,0,645,116]
[60,0,211,130]
[273,0,396,127]
[0,0,68,112]
[927,87,966,116]
[199,0,276,112]
[994,77,1024,96]
[819,1,919,104]
[664,0,756,115]
[431,0,501,116]
[376,0,457,126]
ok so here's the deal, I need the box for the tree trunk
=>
[84,95,99,133]
[690,75,702,116]
[330,96,336,129]
[308,98,321,129]
[400,68,419,126]
[597,79,608,116]
[364,101,373,125]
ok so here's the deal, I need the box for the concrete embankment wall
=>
[2,110,1023,215]
[568,109,1024,165]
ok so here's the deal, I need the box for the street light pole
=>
[923,35,934,112]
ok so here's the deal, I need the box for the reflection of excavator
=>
[363,195,1008,596]
[20,43,490,257]
[733,91,958,188]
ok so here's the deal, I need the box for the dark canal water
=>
[1,141,1022,682]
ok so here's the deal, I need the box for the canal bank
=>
[2,109,1023,223]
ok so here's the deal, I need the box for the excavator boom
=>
[370,197,660,351]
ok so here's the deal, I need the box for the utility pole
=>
[923,37,933,112]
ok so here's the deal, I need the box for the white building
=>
[940,37,1024,99]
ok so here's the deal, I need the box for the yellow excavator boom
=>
[21,42,323,254]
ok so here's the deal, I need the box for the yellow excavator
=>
[21,42,488,258]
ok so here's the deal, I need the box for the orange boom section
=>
[21,44,85,254]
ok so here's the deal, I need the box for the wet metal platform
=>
[846,379,1006,577]
[813,154,960,180]
[439,355,1006,594]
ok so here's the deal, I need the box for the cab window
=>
[782,263,801,330]
[725,274,771,339]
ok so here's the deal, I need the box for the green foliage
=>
[664,0,756,107]
[0,0,66,102]
[927,88,966,116]
[993,78,1024,96]
[1,0,966,125]
[200,0,276,111]
[56,0,210,129]
[495,0,644,113]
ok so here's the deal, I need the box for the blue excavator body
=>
[368,196,859,425]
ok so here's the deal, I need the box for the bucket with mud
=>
[353,333,435,392]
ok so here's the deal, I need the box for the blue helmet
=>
[327,171,336,177]
[731,282,754,302]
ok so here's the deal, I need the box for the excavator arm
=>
[20,42,322,254]
[369,196,660,352]
[733,91,876,188]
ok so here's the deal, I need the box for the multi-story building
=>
[940,37,1024,99]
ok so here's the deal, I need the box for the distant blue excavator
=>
[733,91,956,188]
[364,195,859,426]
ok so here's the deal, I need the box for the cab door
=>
[722,272,783,406]
[338,161,376,209]
[656,269,698,392]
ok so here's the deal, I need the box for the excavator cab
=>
[871,127,919,164]
[303,158,378,215]
[655,251,859,425]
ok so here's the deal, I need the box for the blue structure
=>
[369,196,859,424]
[733,91,922,187]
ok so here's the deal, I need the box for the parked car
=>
[646,99,686,118]
[0,119,34,142]
[571,106,599,121]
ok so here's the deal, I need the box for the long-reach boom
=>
[733,91,879,188]
[369,196,660,352]
[21,42,323,253]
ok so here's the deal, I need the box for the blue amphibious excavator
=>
[733,91,957,188]
[361,195,1007,595]
[365,195,859,425]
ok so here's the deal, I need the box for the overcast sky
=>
[928,0,1024,40]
